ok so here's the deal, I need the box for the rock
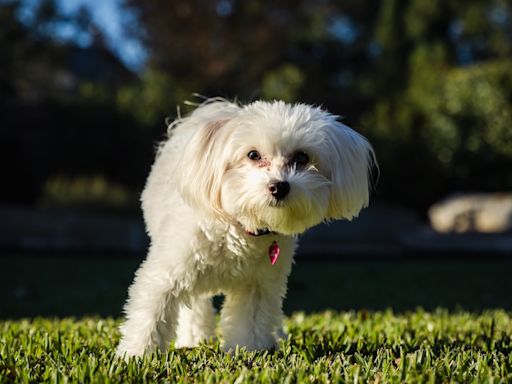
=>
[429,193,512,233]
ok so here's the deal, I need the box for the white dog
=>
[117,99,374,357]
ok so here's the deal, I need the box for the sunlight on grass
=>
[1,310,512,382]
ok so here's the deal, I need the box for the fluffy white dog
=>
[117,99,374,357]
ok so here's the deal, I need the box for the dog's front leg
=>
[220,283,284,352]
[175,296,216,348]
[116,259,185,358]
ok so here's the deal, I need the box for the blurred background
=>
[1,0,512,318]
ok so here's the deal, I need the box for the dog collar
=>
[242,226,280,265]
[244,228,272,237]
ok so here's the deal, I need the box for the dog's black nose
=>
[268,181,290,201]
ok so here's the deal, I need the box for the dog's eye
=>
[247,150,261,161]
[291,151,309,167]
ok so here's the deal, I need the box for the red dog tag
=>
[268,241,280,265]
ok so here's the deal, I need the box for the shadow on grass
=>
[1,254,512,318]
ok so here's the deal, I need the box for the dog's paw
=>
[114,346,145,361]
[221,336,278,353]
[275,327,288,341]
[175,335,216,349]
[116,337,158,360]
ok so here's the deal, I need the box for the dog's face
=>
[177,101,374,235]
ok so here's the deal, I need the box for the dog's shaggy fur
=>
[117,99,374,357]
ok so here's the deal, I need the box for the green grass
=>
[2,255,512,381]
[2,310,512,383]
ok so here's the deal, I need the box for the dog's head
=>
[176,100,375,235]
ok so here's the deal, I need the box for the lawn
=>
[2,310,512,382]
[2,255,512,318]
[1,255,512,382]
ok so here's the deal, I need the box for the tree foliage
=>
[0,1,155,206]
[1,0,511,211]
[121,0,512,210]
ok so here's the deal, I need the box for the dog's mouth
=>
[239,220,276,236]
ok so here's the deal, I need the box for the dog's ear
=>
[324,122,375,220]
[176,117,232,216]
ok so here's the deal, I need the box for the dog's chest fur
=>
[188,222,296,294]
